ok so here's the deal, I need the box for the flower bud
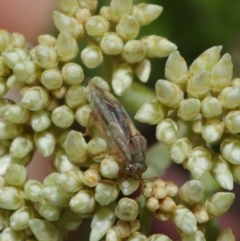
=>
[43,172,59,187]
[87,137,108,161]
[202,119,224,143]
[186,147,212,179]
[76,8,91,24]
[148,234,172,241]
[85,16,109,37]
[165,51,188,88]
[155,79,183,108]
[0,29,10,51]
[217,228,236,241]
[5,164,27,187]
[0,77,8,97]
[231,78,240,86]
[210,53,233,93]
[109,0,132,22]
[173,205,197,234]
[24,180,43,203]
[61,63,84,85]
[115,198,138,221]
[156,119,178,145]
[218,86,240,109]
[38,200,61,221]
[31,110,51,132]
[200,96,222,118]
[70,190,96,214]
[0,187,23,210]
[181,230,206,241]
[0,227,24,241]
[189,46,222,76]
[224,110,240,134]
[100,156,121,179]
[142,35,177,58]
[75,104,92,127]
[29,219,63,241]
[211,154,233,190]
[79,0,98,14]
[0,121,24,139]
[82,165,101,187]
[99,6,111,21]
[134,58,151,83]
[119,178,140,196]
[146,197,159,212]
[58,0,79,16]
[0,56,11,76]
[178,98,200,121]
[159,197,176,213]
[81,43,103,68]
[100,32,123,55]
[38,34,56,46]
[112,62,132,96]
[179,180,204,204]
[204,192,235,218]
[56,32,79,62]
[187,70,210,99]
[131,3,163,26]
[65,85,87,108]
[51,105,74,128]
[40,69,62,90]
[127,232,148,240]
[10,33,26,48]
[191,203,209,223]
[6,74,25,90]
[116,15,140,40]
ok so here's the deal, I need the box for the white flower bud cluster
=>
[136,46,240,190]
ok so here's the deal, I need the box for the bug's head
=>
[125,162,147,176]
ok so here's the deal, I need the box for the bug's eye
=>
[125,164,137,174]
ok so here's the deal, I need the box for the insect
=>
[86,80,147,178]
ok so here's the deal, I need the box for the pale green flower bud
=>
[0,29,10,51]
[112,62,132,96]
[40,186,72,207]
[116,15,140,40]
[43,172,59,187]
[109,0,133,22]
[0,56,11,76]
[90,76,110,91]
[99,6,111,21]
[61,63,84,85]
[95,182,119,205]
[38,200,61,221]
[0,98,14,117]
[31,110,51,132]
[217,228,236,241]
[156,119,178,145]
[58,170,84,192]
[75,104,92,127]
[135,100,167,125]
[165,51,188,88]
[51,105,74,128]
[119,178,140,196]
[21,86,50,111]
[173,205,197,234]
[40,69,62,90]
[146,197,159,212]
[179,180,204,204]
[181,230,206,241]
[106,228,122,241]
[87,137,108,161]
[142,35,177,58]
[76,8,91,24]
[13,61,41,84]
[10,206,35,230]
[5,164,27,187]
[187,71,210,99]
[134,58,151,83]
[0,121,24,139]
[158,197,176,213]
[2,48,30,69]
[100,156,120,179]
[56,208,82,230]
[186,147,212,179]
[0,77,8,96]
[0,176,6,188]
[231,78,240,86]
[56,32,79,62]
[112,221,133,239]
[100,32,124,55]
[70,189,96,214]
[58,0,78,16]
[29,219,63,241]
[79,0,98,14]
[210,154,233,190]
[0,209,11,231]
[189,46,222,76]
[192,119,203,134]
[210,53,233,93]
[31,44,58,69]
[165,181,178,197]
[37,34,56,46]
[0,187,23,210]
[155,79,184,108]
[178,98,201,121]
[85,16,109,37]
[170,138,192,164]
[81,43,103,69]
[53,148,78,173]
[6,75,25,90]
[231,164,240,184]
[221,136,240,164]
[90,203,116,240]
[200,96,222,118]
[83,165,101,187]
[53,11,85,39]
[65,85,87,108]
[122,40,146,64]
[0,227,24,241]
[34,129,56,157]
[192,203,209,223]
[224,110,240,133]
[126,232,147,241]
[4,103,31,124]
[9,33,26,48]
[218,86,240,109]
[64,130,88,165]
[24,180,43,203]
[52,85,67,99]
[131,3,163,26]
[115,198,138,221]
[204,192,235,218]
[148,234,172,241]
[202,119,224,143]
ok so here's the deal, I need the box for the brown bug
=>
[86,80,147,178]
